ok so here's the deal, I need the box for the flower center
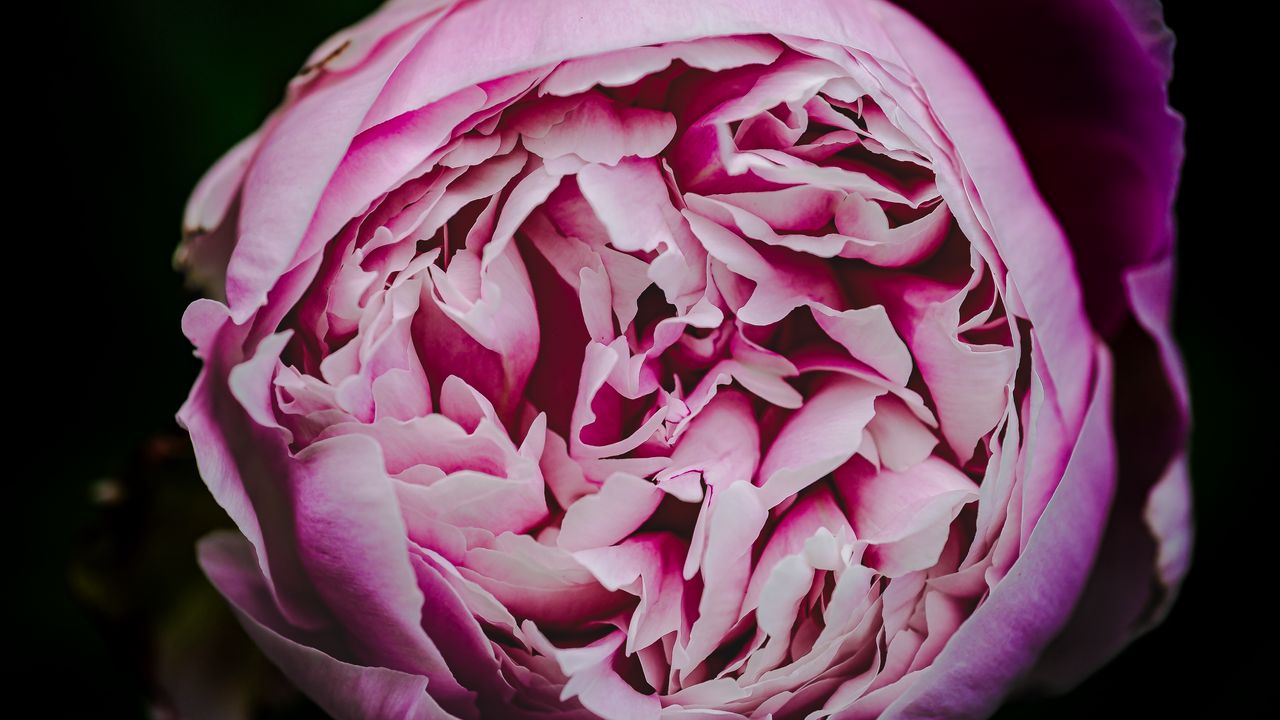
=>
[273,40,1026,698]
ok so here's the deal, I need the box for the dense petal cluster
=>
[177,1,1189,718]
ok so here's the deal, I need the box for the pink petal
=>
[833,195,952,268]
[524,629,662,720]
[577,158,679,253]
[757,376,883,509]
[290,433,466,692]
[573,533,688,654]
[540,36,784,97]
[662,389,760,490]
[225,16,437,323]
[882,344,1115,719]
[570,341,669,459]
[873,0,1094,425]
[461,534,628,629]
[177,131,260,299]
[834,457,978,577]
[865,395,940,472]
[199,531,462,720]
[558,473,664,552]
[874,268,1017,465]
[523,94,676,166]
[178,311,328,630]
[810,303,914,387]
[677,481,768,676]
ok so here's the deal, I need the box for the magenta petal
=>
[1019,253,1190,691]
[1125,255,1189,411]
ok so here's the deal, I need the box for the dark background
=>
[24,1,1247,717]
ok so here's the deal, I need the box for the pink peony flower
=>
[176,1,1190,717]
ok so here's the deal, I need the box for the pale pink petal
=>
[683,209,840,326]
[417,233,540,420]
[371,367,432,421]
[704,186,839,234]
[684,193,844,258]
[523,94,676,165]
[703,55,844,125]
[397,468,548,538]
[462,534,628,629]
[865,395,939,472]
[570,341,669,459]
[660,389,760,489]
[833,195,952,268]
[875,269,1017,464]
[834,457,978,577]
[677,481,768,676]
[318,414,501,476]
[742,487,851,616]
[810,303,914,387]
[573,533,688,654]
[597,246,653,331]
[559,473,665,552]
[578,158,679,253]
[540,36,784,97]
[757,376,883,509]
[540,429,600,509]
[523,629,662,720]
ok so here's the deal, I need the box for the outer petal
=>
[893,0,1182,335]
[885,0,1190,689]
[199,531,457,720]
[368,0,904,124]
[224,10,444,323]
[288,433,476,711]
[1024,256,1192,690]
[178,306,328,630]
[872,0,1093,427]
[882,344,1114,719]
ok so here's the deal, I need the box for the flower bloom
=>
[177,1,1190,717]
